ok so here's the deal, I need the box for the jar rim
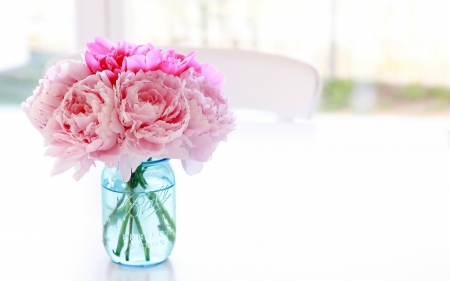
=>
[102,183,174,194]
[141,158,170,166]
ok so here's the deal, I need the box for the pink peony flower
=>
[42,73,122,180]
[21,60,92,132]
[123,48,201,76]
[177,69,235,175]
[85,37,225,87]
[85,36,155,84]
[159,51,226,88]
[113,70,190,181]
[198,63,226,89]
[22,37,235,181]
[158,49,200,75]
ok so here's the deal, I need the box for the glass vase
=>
[101,158,176,267]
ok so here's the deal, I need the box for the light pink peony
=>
[42,73,122,180]
[177,69,235,175]
[21,60,92,132]
[113,70,190,181]
[198,63,226,89]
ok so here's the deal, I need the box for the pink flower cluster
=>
[22,37,235,181]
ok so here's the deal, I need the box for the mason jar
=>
[101,158,176,267]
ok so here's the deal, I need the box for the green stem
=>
[154,200,169,231]
[125,207,134,261]
[113,157,169,260]
[149,193,176,242]
[124,183,135,261]
[102,194,125,243]
[113,181,132,257]
[113,212,130,257]
[152,193,176,231]
[134,216,150,261]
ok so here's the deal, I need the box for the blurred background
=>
[1,0,450,116]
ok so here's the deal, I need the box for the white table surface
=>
[2,105,450,281]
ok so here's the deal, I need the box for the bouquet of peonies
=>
[22,37,235,181]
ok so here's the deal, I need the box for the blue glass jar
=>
[101,158,176,267]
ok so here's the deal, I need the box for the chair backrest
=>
[174,47,321,120]
[45,47,321,120]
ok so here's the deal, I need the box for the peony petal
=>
[51,156,79,176]
[138,139,164,154]
[87,36,114,55]
[91,143,121,163]
[176,51,197,73]
[145,49,162,70]
[85,139,103,153]
[181,159,203,175]
[105,56,120,69]
[200,63,226,88]
[104,70,118,84]
[73,157,95,181]
[125,55,147,72]
[118,155,132,182]
[98,71,113,88]
[44,145,68,157]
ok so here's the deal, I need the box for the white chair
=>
[172,47,321,121]
[44,47,321,120]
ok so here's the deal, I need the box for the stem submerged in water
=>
[102,194,125,243]
[113,211,130,256]
[125,182,135,261]
[109,158,175,262]
[134,215,150,261]
[113,181,132,257]
[149,193,176,243]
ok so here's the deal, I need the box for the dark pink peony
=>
[85,37,155,84]
[85,36,225,87]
